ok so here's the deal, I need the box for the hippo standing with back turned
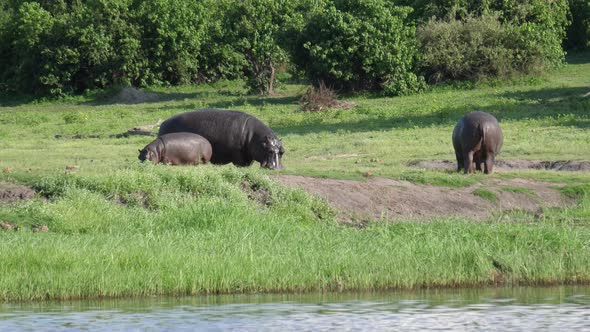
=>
[452,111,503,174]
[158,109,284,170]
[138,132,212,165]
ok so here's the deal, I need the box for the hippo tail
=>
[478,123,488,150]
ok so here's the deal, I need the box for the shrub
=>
[566,0,590,49]
[291,0,424,96]
[417,13,565,83]
[0,0,210,96]
[299,81,355,112]
[134,0,208,86]
[406,0,571,72]
[208,0,293,95]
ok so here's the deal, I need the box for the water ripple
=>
[1,286,589,332]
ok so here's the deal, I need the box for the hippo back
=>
[454,112,501,148]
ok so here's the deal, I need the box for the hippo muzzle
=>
[260,137,284,170]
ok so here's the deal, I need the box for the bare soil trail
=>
[275,175,573,223]
[410,160,590,172]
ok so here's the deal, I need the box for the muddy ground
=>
[409,160,590,172]
[276,175,572,223]
[0,182,36,203]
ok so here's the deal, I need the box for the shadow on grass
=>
[138,94,301,115]
[497,86,588,103]
[207,95,300,109]
[83,90,247,106]
[565,50,590,65]
[274,86,590,136]
[0,94,37,107]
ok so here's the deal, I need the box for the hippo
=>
[138,132,212,165]
[452,111,503,174]
[158,109,284,170]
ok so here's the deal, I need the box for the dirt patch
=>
[274,175,571,223]
[109,87,161,104]
[241,180,272,207]
[0,182,36,203]
[409,160,590,172]
[55,119,162,139]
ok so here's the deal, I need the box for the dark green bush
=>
[134,0,208,86]
[566,0,590,49]
[0,0,209,96]
[418,13,566,83]
[291,0,424,96]
[205,0,294,95]
[406,0,571,78]
[0,0,144,95]
[0,0,579,97]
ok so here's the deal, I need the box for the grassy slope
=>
[0,53,589,300]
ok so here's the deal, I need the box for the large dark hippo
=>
[452,111,503,174]
[158,109,284,170]
[139,132,212,165]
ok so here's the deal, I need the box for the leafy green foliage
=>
[407,0,570,82]
[209,0,293,95]
[418,13,566,83]
[290,0,424,96]
[0,0,581,97]
[133,0,208,86]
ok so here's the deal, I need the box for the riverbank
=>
[0,53,589,301]
[1,164,588,301]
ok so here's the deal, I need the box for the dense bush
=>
[566,0,590,49]
[133,1,208,86]
[1,1,144,95]
[291,0,424,96]
[0,0,582,97]
[416,0,570,83]
[418,15,508,82]
[205,0,294,95]
[407,0,571,78]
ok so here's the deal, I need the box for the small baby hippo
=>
[138,132,212,165]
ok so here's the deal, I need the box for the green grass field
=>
[0,53,589,301]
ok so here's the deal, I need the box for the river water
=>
[1,286,589,331]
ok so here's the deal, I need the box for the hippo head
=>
[256,135,284,170]
[138,148,158,163]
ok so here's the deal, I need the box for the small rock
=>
[1,221,19,231]
[32,224,49,233]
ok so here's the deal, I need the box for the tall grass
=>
[0,167,589,300]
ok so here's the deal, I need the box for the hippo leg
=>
[463,151,475,174]
[474,153,485,172]
[484,155,495,174]
[455,149,464,172]
[230,151,253,167]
